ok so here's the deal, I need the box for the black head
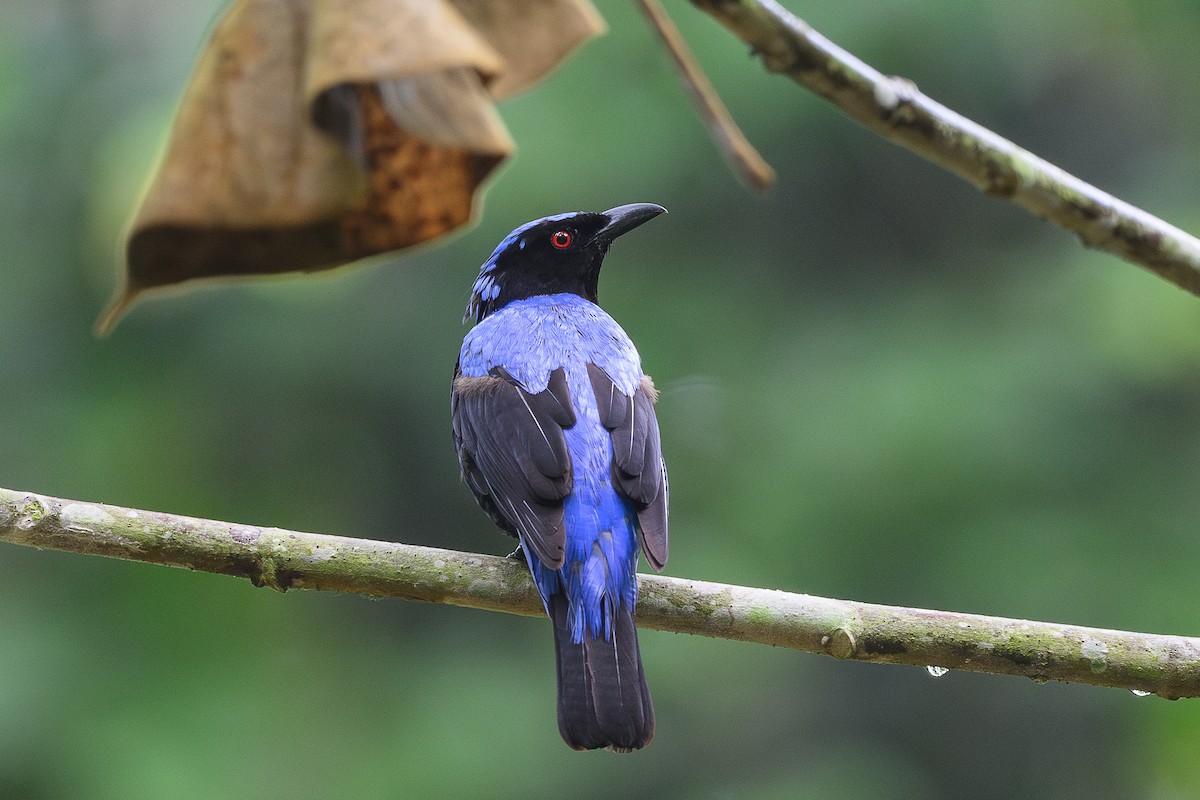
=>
[464,203,666,323]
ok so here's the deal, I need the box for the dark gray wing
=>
[587,363,668,572]
[452,363,576,569]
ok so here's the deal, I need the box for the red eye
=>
[550,230,572,249]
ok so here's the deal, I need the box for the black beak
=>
[594,203,667,244]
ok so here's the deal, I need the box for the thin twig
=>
[636,0,775,191]
[688,0,1200,295]
[2,485,1198,698]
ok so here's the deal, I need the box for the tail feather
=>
[550,594,654,751]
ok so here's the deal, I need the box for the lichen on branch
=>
[688,0,1200,295]
[2,486,1199,699]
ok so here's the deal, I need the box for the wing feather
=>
[453,363,575,569]
[586,365,669,572]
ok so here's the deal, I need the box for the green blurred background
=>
[3,0,1200,796]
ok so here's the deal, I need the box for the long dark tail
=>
[549,593,654,751]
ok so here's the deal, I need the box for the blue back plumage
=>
[460,293,643,643]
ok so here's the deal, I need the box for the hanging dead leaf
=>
[449,0,607,99]
[98,0,604,334]
[332,81,498,257]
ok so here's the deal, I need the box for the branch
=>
[635,0,776,190]
[688,0,1200,295]
[3,486,1199,698]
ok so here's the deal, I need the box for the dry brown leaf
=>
[337,82,498,257]
[449,0,606,99]
[99,0,603,333]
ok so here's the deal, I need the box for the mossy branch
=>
[688,0,1200,295]
[3,486,1199,698]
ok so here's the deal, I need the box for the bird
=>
[452,203,669,751]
